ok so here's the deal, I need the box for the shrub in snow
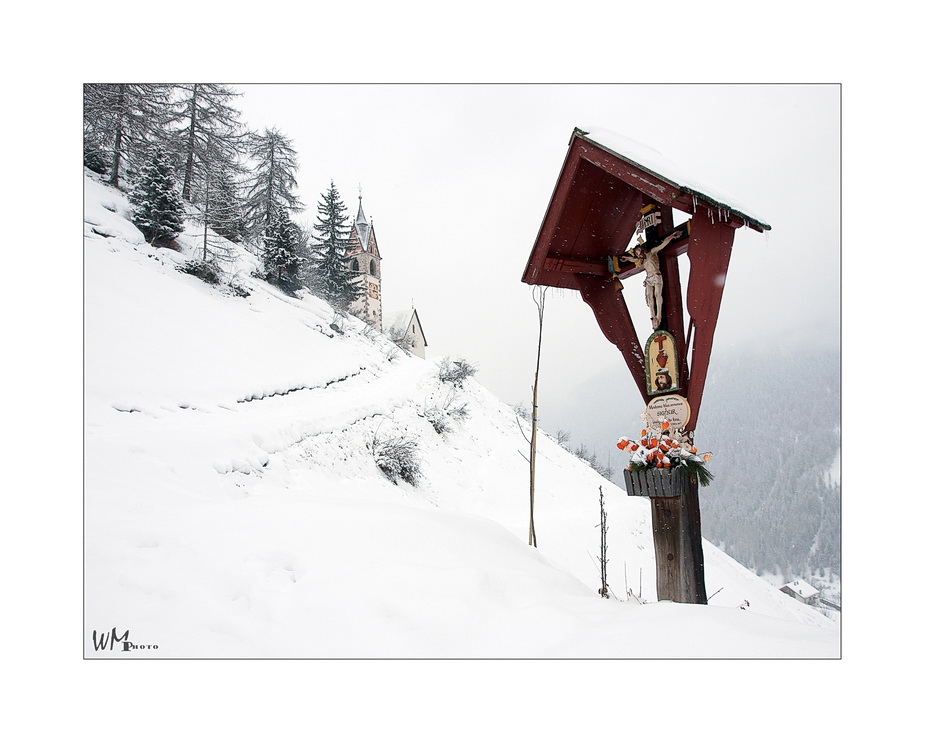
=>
[179,259,222,285]
[421,393,469,436]
[83,145,110,175]
[228,281,251,298]
[370,431,421,485]
[422,405,451,435]
[437,357,477,387]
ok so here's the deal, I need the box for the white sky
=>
[232,83,840,428]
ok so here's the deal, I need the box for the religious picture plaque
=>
[645,330,680,395]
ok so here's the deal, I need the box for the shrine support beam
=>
[576,275,647,400]
[684,208,736,432]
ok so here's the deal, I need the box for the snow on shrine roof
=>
[577,127,771,232]
[780,579,819,598]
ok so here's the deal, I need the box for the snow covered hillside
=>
[83,172,839,658]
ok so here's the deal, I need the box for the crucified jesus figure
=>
[622,230,682,329]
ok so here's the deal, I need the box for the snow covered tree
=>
[170,84,246,203]
[83,84,176,189]
[308,181,362,311]
[240,127,303,243]
[188,135,247,263]
[205,158,246,243]
[129,147,185,246]
[262,204,304,294]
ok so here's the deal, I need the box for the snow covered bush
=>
[370,430,421,485]
[437,357,478,387]
[616,420,713,486]
[422,405,451,435]
[422,394,469,436]
[179,259,222,285]
[83,145,109,175]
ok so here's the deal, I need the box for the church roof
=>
[355,198,371,250]
[384,308,427,346]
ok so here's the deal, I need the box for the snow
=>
[383,308,415,336]
[84,172,837,659]
[579,126,772,229]
[782,579,820,599]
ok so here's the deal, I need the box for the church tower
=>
[345,195,382,331]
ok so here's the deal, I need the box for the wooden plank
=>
[577,275,647,398]
[574,141,684,207]
[685,209,735,431]
[542,256,610,277]
[651,496,683,600]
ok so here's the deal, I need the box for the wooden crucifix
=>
[522,128,770,604]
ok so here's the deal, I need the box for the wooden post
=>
[649,481,707,604]
[625,468,707,603]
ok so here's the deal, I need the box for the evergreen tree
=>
[83,83,176,189]
[308,181,362,311]
[262,204,304,293]
[129,147,185,246]
[240,127,303,243]
[170,84,246,203]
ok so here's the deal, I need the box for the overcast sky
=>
[232,84,839,437]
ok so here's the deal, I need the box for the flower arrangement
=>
[616,420,714,486]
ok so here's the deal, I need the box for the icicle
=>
[692,194,698,213]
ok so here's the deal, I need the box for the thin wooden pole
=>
[528,287,547,547]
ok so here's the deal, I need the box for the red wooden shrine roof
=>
[522,128,771,290]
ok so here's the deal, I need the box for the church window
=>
[351,258,359,272]
[370,260,377,277]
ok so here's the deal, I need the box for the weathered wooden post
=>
[521,128,770,604]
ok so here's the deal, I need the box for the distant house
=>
[779,579,820,605]
[384,308,427,359]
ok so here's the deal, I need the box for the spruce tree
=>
[262,204,304,294]
[309,181,362,311]
[129,148,185,246]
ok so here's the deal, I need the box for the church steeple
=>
[355,194,371,250]
[345,193,382,330]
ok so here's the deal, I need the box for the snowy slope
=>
[83,172,838,658]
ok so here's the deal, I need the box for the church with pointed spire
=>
[345,195,382,331]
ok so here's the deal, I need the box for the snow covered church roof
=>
[384,308,427,345]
